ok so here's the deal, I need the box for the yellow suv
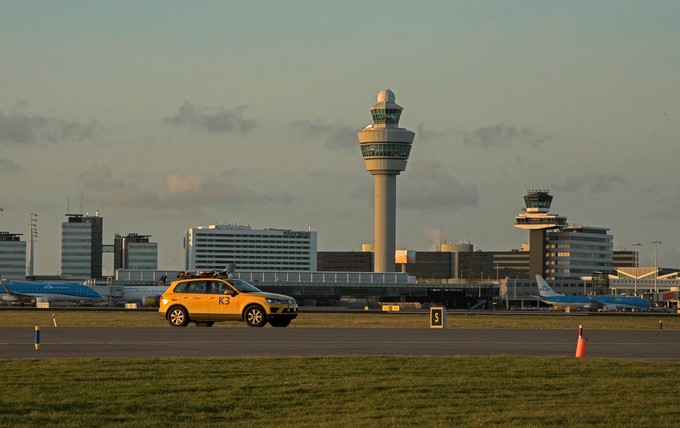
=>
[159,274,298,327]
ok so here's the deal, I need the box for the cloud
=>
[552,174,628,194]
[290,119,357,149]
[0,110,99,145]
[166,174,202,193]
[0,158,23,174]
[162,172,266,206]
[77,165,267,212]
[78,165,159,208]
[399,160,479,210]
[463,124,551,148]
[416,124,462,142]
[162,100,257,134]
[650,184,680,219]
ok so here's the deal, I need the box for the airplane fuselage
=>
[1,282,101,304]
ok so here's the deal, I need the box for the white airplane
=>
[1,280,101,306]
[90,275,169,306]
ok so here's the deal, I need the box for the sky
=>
[1,1,679,276]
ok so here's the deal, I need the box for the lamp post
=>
[27,213,38,277]
[632,243,641,296]
[479,272,482,298]
[652,241,662,293]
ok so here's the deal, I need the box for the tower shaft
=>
[374,174,397,273]
[528,229,547,279]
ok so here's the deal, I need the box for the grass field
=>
[2,310,679,427]
[1,356,679,427]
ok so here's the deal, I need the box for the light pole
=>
[652,241,662,293]
[632,243,641,295]
[479,272,482,298]
[27,213,38,277]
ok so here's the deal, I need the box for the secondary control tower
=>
[358,89,415,272]
[514,189,567,278]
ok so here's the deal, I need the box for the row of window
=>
[360,143,411,158]
[549,235,612,242]
[195,244,310,250]
[194,257,311,263]
[548,260,612,266]
[194,234,312,239]
[195,251,310,256]
[515,218,566,224]
[549,244,612,250]
[552,252,612,258]
[370,108,401,124]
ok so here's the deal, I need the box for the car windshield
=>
[228,279,262,293]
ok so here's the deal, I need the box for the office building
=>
[546,226,613,281]
[114,233,158,271]
[185,224,317,271]
[317,251,373,272]
[0,232,26,280]
[61,213,103,280]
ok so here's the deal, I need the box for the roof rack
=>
[177,269,233,280]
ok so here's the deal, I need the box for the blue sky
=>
[1,1,679,275]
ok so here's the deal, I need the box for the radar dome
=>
[377,89,395,103]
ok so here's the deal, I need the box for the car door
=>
[208,281,240,321]
[180,280,210,319]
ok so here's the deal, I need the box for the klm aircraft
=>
[535,275,651,311]
[1,280,101,306]
[535,275,591,310]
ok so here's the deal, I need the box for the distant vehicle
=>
[159,270,298,327]
[1,280,101,306]
[535,275,651,311]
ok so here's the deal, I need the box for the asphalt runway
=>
[2,327,679,360]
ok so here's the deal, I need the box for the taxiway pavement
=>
[2,327,679,360]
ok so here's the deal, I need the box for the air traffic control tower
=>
[514,189,567,278]
[358,89,415,272]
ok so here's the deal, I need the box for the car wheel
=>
[244,305,267,327]
[168,306,190,327]
[269,318,291,328]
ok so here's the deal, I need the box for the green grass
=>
[2,310,678,426]
[0,309,678,329]
[1,356,679,427]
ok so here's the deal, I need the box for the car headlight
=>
[266,298,295,305]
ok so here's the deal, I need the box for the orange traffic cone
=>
[575,324,587,358]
